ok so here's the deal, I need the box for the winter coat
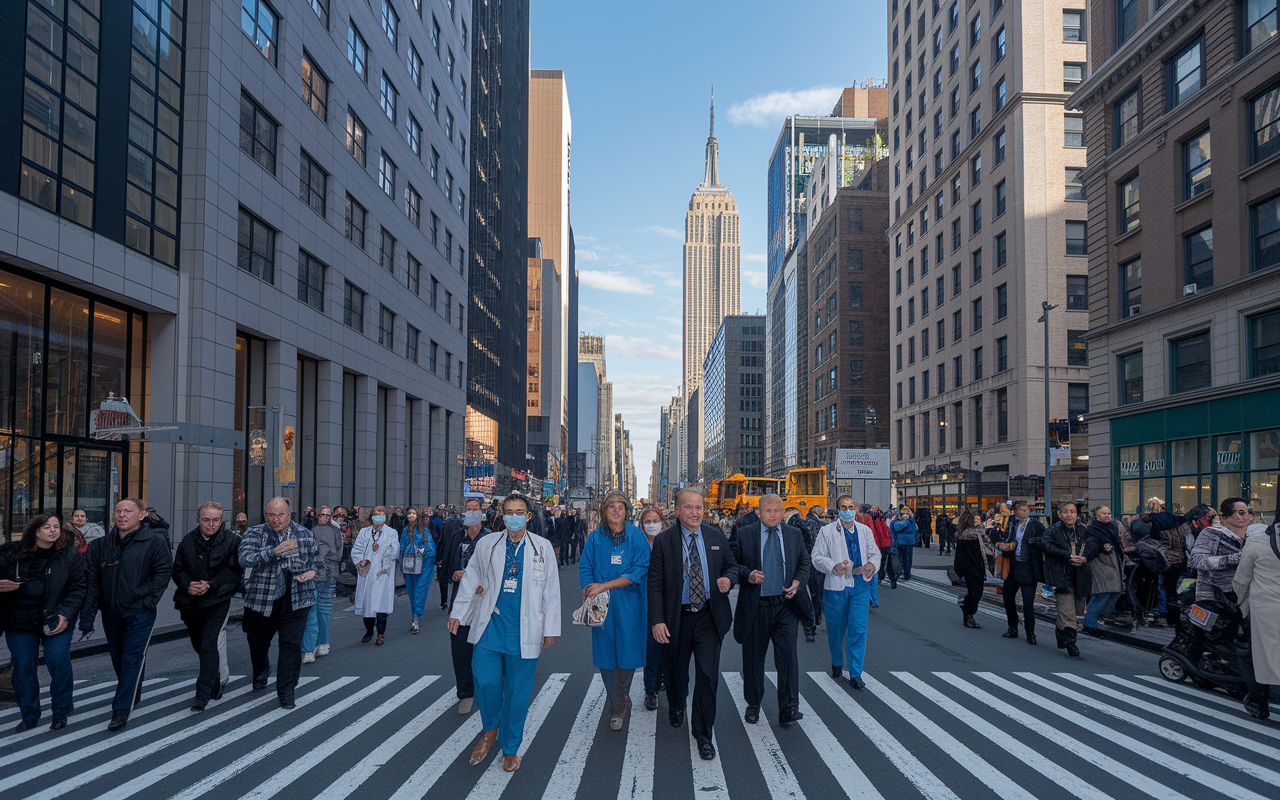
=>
[953,528,989,580]
[871,516,892,549]
[1233,528,1280,684]
[172,526,243,610]
[914,510,933,537]
[1083,520,1124,595]
[311,522,344,583]
[1189,524,1245,600]
[83,523,173,619]
[890,516,918,546]
[1040,520,1090,594]
[0,542,87,634]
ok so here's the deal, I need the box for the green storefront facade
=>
[1110,386,1280,523]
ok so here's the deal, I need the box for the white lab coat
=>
[352,525,400,616]
[811,520,881,592]
[450,530,561,659]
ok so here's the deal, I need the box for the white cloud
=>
[578,270,655,295]
[607,335,681,362]
[577,248,603,262]
[728,86,845,127]
[638,225,683,240]
[743,269,766,289]
[743,252,766,262]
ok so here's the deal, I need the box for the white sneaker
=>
[302,652,316,664]
[316,644,330,657]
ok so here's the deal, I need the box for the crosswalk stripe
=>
[767,673,882,800]
[861,673,1037,800]
[1094,673,1280,743]
[617,676,658,800]
[892,672,1110,800]
[977,672,1273,800]
[541,674,608,800]
[1030,672,1280,778]
[722,672,804,799]
[233,676,438,800]
[899,580,1006,620]
[808,672,960,800]
[688,730,729,800]
[0,678,168,723]
[387,699,485,800]
[0,677,199,755]
[934,672,1192,800]
[1129,674,1249,711]
[466,672,569,800]
[312,683,460,800]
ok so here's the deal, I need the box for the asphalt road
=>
[2,561,1277,800]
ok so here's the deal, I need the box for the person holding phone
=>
[0,513,87,732]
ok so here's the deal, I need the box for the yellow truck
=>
[717,474,783,513]
[783,466,829,519]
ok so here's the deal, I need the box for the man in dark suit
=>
[731,494,810,727]
[649,487,738,761]
[996,500,1044,644]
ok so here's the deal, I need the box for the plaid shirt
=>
[238,520,322,615]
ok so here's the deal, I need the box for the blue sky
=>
[531,0,888,497]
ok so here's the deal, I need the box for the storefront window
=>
[0,272,45,436]
[45,289,90,436]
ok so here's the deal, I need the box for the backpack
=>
[1134,536,1171,573]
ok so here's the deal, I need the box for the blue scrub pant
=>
[824,581,871,678]
[472,645,538,755]
[6,628,74,724]
[303,580,334,652]
[870,572,879,606]
[404,571,431,618]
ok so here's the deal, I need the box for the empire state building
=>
[683,99,741,408]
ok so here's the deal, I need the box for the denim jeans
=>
[6,628,74,724]
[643,630,666,694]
[303,580,335,653]
[897,544,914,578]
[101,609,157,713]
[1083,591,1121,629]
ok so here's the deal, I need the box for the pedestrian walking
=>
[449,493,560,773]
[801,506,827,636]
[580,491,651,731]
[442,497,492,714]
[731,494,810,727]
[353,506,400,645]
[648,487,738,761]
[1233,522,1279,720]
[83,498,172,730]
[389,506,407,533]
[303,506,341,662]
[890,508,918,579]
[953,510,989,629]
[432,504,453,610]
[239,497,321,709]
[811,495,881,690]
[1040,502,1090,657]
[1081,506,1124,632]
[173,502,242,711]
[996,500,1043,644]
[871,505,896,593]
[915,506,934,550]
[637,506,667,710]
[0,513,86,732]
[71,508,106,543]
[400,507,436,634]
[331,507,357,600]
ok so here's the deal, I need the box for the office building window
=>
[970,12,981,46]
[953,309,963,340]
[938,362,946,394]
[241,0,278,63]
[1168,38,1204,109]
[952,264,961,296]
[379,305,395,349]
[344,282,364,331]
[382,0,399,47]
[1254,194,1280,272]
[972,297,983,332]
[407,325,419,363]
[972,248,983,283]
[430,147,440,182]
[431,83,440,116]
[1171,332,1211,393]
[996,387,1008,442]
[380,227,396,272]
[954,400,964,448]
[344,194,366,248]
[850,320,864,346]
[1066,167,1086,201]
[973,393,984,446]
[1065,114,1084,147]
[1252,83,1280,164]
[953,355,963,388]
[847,248,864,270]
[1067,329,1088,366]
[937,318,945,348]
[407,114,422,156]
[971,59,982,93]
[348,22,368,80]
[1185,130,1211,198]
[297,250,326,310]
[995,231,1007,269]
[346,110,367,165]
[236,207,275,283]
[239,93,277,174]
[1121,257,1142,317]
[1064,9,1084,41]
[1064,62,1084,92]
[1116,88,1139,149]
[409,43,423,89]
[923,410,931,455]
[937,406,947,453]
[995,180,1006,216]
[301,53,329,120]
[996,283,1007,319]
[849,282,864,308]
[1066,275,1088,310]
[1246,1,1279,54]
[970,105,982,138]
[299,151,327,216]
[405,184,422,227]
[1066,220,1087,255]
[971,199,982,234]
[1119,351,1143,404]
[909,416,917,459]
[996,336,1008,371]
[429,341,438,372]
[1119,175,1140,233]
[995,26,1005,62]
[381,73,398,123]
[310,0,330,27]
[1185,226,1214,289]
[971,153,982,185]
[1117,0,1138,45]
[994,128,1006,163]
[1250,309,1280,377]
[406,253,420,295]
[379,152,396,198]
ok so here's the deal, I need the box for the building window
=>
[1064,9,1085,41]
[310,0,330,27]
[379,305,395,349]
[382,0,399,48]
[1064,62,1084,92]
[996,336,1008,371]
[1254,194,1280,271]
[406,253,421,295]
[954,400,964,447]
[380,227,396,272]
[1066,220,1087,256]
[1120,257,1142,317]
[431,83,441,117]
[952,264,961,296]
[849,320,864,346]
[405,184,422,227]
[972,248,983,283]
[1246,0,1279,54]
[301,53,329,121]
[973,393,984,446]
[297,250,326,311]
[1184,130,1211,198]
[1065,167,1086,201]
[1067,383,1089,425]
[1171,332,1211,393]
[348,22,368,80]
[446,108,455,141]
[299,151,327,216]
[973,346,984,380]
[971,153,982,185]
[970,12,981,47]
[971,59,982,92]
[379,152,396,197]
[1067,329,1088,366]
[430,148,440,182]
[996,283,1007,319]
[344,194,366,248]
[407,114,422,156]
[1168,38,1204,109]
[409,42,423,88]
[995,26,1006,62]
[344,282,364,332]
[381,73,398,123]
[1250,309,1280,377]
[994,78,1006,111]
[849,282,864,308]
[407,325,419,363]
[1115,88,1139,149]
[994,128,1006,162]
[346,110,367,166]
[953,309,963,340]
[431,14,441,52]
[1119,175,1140,233]
[971,199,982,234]
[847,248,864,270]
[1065,114,1084,147]
[1118,351,1143,404]
[429,340,438,372]
[239,93,277,174]
[970,105,982,139]
[972,297,983,332]
[1185,226,1214,289]
[1117,0,1138,46]
[1066,274,1088,310]
[1252,83,1280,164]
[995,180,1006,216]
[236,208,275,283]
[996,387,1008,442]
[241,0,278,63]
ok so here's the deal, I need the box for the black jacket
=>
[648,522,738,642]
[173,526,243,610]
[953,530,988,579]
[1000,517,1046,582]
[915,510,933,536]
[440,525,494,578]
[83,523,173,619]
[0,542,87,634]
[730,522,811,644]
[1040,520,1091,593]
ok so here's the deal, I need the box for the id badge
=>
[611,554,623,565]
[503,577,518,593]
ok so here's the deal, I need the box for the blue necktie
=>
[763,527,784,596]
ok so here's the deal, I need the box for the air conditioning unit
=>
[1128,305,1142,317]
[1183,284,1197,296]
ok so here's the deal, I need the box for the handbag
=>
[402,548,423,575]
[889,545,903,575]
[572,590,610,627]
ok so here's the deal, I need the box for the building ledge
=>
[1240,150,1280,182]
[1089,373,1280,423]
[1173,189,1212,214]
[1113,225,1141,246]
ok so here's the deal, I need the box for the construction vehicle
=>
[717,474,783,514]
[783,466,829,518]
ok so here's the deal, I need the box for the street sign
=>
[834,449,891,480]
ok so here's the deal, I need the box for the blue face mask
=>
[371,515,386,525]
[838,510,858,523]
[504,514,528,532]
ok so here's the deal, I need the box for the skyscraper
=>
[683,96,741,475]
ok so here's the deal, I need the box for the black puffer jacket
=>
[83,523,173,618]
[0,542,87,634]
[173,526,243,610]
[1040,520,1091,594]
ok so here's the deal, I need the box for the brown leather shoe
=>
[469,730,498,765]
[502,754,521,772]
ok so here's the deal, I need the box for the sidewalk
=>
[903,544,1172,653]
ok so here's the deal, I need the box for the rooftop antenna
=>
[710,84,715,138]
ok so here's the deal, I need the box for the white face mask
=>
[463,510,483,527]
[643,522,661,536]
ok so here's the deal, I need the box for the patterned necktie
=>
[764,527,784,596]
[687,532,706,609]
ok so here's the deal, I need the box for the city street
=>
[3,561,1276,800]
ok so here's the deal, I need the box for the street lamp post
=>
[1039,300,1058,519]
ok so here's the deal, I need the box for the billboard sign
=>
[835,449,891,480]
